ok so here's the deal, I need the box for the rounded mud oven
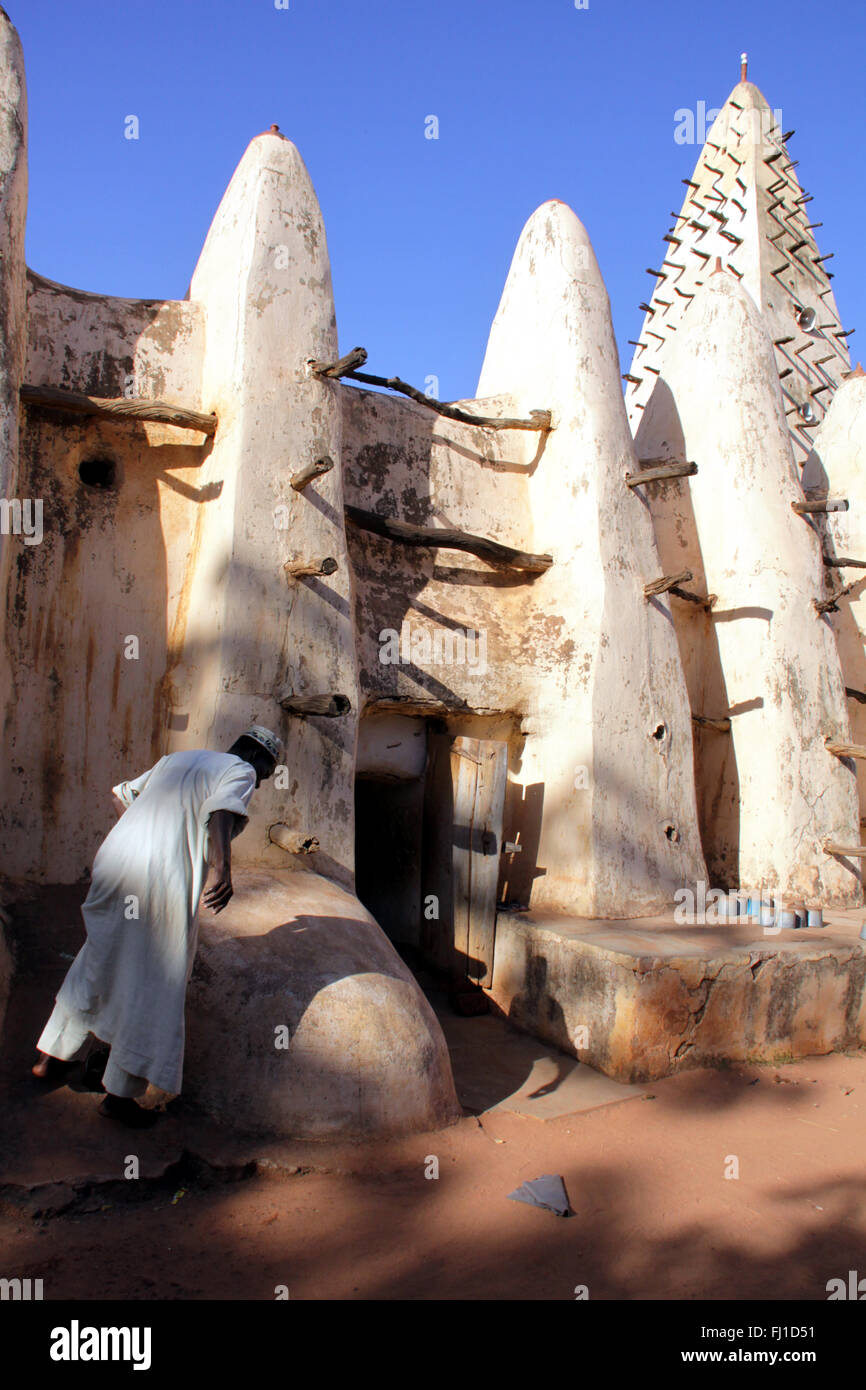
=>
[184,868,461,1138]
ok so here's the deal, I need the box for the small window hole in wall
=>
[652,722,667,742]
[664,823,679,843]
[78,457,117,490]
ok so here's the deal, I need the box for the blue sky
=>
[14,0,866,401]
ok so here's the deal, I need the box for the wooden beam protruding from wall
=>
[21,383,217,435]
[345,504,553,573]
[823,840,866,858]
[669,584,717,609]
[815,582,857,615]
[825,738,866,760]
[626,460,698,487]
[311,349,552,432]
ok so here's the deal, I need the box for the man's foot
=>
[31,1052,77,1081]
[98,1095,158,1129]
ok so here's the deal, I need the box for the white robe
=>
[38,750,257,1095]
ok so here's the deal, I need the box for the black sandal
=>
[98,1095,158,1129]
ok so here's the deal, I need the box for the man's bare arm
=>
[203,809,239,914]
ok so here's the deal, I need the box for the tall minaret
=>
[625,54,852,469]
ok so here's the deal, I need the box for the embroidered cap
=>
[241,725,282,761]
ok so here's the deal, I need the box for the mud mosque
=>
[0,11,864,1136]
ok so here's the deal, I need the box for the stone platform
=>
[489,907,866,1083]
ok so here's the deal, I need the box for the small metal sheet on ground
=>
[507,1173,572,1216]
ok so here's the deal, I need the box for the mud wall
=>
[2,278,205,883]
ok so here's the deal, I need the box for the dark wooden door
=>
[422,733,508,985]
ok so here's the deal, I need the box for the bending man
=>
[32,726,281,1127]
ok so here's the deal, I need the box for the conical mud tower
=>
[638,267,860,904]
[478,201,706,916]
[177,127,361,882]
[804,368,866,827]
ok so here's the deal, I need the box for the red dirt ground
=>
[2,886,865,1301]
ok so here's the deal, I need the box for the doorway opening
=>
[354,710,519,1010]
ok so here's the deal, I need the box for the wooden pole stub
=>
[291,455,334,492]
[284,556,338,578]
[626,460,698,487]
[793,498,849,514]
[692,714,731,733]
[310,346,368,379]
[644,570,692,597]
[268,824,320,855]
[279,693,352,717]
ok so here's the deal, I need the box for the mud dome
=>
[185,870,461,1139]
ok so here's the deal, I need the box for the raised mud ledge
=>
[490,910,866,1083]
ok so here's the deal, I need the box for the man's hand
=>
[204,809,238,914]
[204,864,233,914]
